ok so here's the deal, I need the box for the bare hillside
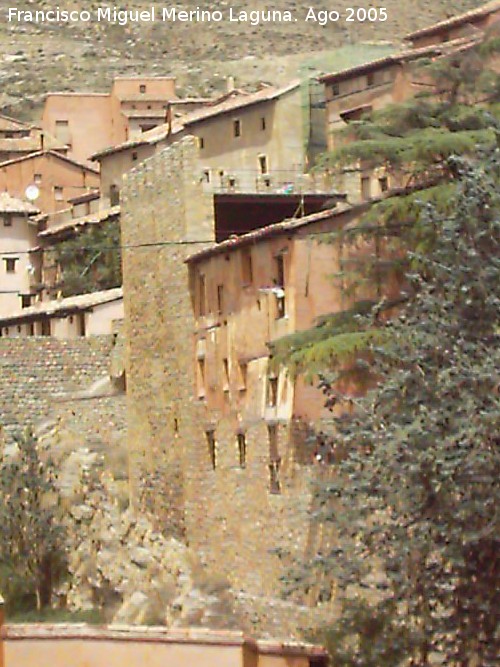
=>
[0,0,487,118]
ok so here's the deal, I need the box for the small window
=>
[228,176,236,189]
[34,173,42,185]
[361,176,371,201]
[199,137,205,149]
[41,319,51,336]
[269,459,281,495]
[4,257,18,273]
[3,214,12,227]
[139,84,147,93]
[222,358,230,391]
[260,117,266,131]
[109,184,120,206]
[268,376,278,407]
[206,430,217,469]
[77,312,86,337]
[237,432,247,468]
[241,248,253,284]
[197,358,206,398]
[197,273,206,316]
[379,176,389,193]
[233,119,241,137]
[202,169,210,183]
[258,155,268,175]
[238,361,248,391]
[274,255,286,318]
[55,119,68,127]
[28,323,35,336]
[331,82,340,97]
[217,284,224,314]
[367,72,375,88]
[132,151,138,162]
[54,186,64,201]
[21,294,32,308]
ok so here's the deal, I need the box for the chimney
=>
[226,76,235,93]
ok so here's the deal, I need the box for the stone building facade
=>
[120,137,399,613]
[95,83,327,209]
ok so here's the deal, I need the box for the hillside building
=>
[93,82,328,208]
[42,77,212,167]
[0,287,123,339]
[404,0,500,48]
[0,193,39,318]
[0,150,99,214]
[119,138,398,614]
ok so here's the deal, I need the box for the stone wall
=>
[0,336,118,440]
[121,137,214,538]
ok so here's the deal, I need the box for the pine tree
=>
[276,35,500,666]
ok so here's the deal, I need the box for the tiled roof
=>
[319,36,480,84]
[0,288,123,324]
[185,203,357,264]
[404,0,500,40]
[92,82,300,159]
[0,114,32,132]
[0,192,40,214]
[38,205,120,239]
[0,149,99,174]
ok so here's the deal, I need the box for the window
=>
[199,137,205,149]
[21,294,32,309]
[41,319,51,336]
[228,176,236,189]
[139,84,147,93]
[331,82,340,97]
[197,273,206,316]
[379,176,389,193]
[217,284,224,314]
[132,151,138,162]
[4,257,18,273]
[3,214,12,227]
[77,312,86,337]
[197,358,206,398]
[238,361,248,391]
[361,176,371,201]
[233,119,241,137]
[206,429,217,469]
[274,254,286,318]
[34,173,42,185]
[202,169,210,183]
[222,358,230,392]
[268,424,281,494]
[54,186,63,201]
[367,72,375,87]
[28,323,35,336]
[267,375,278,407]
[55,119,68,127]
[241,248,253,284]
[258,154,268,175]
[237,432,247,468]
[260,117,266,131]
[110,184,120,206]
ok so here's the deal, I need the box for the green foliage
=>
[50,219,122,297]
[0,429,67,611]
[310,599,418,667]
[292,150,500,665]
